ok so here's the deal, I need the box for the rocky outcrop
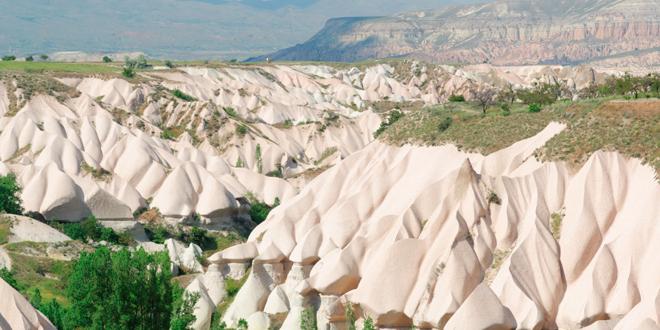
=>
[196,124,659,329]
[256,0,660,66]
[0,64,611,223]
[0,278,56,330]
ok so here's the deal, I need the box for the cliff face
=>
[255,0,660,65]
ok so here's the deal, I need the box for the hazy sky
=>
[0,0,478,59]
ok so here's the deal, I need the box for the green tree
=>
[102,56,112,63]
[0,174,23,215]
[25,56,34,62]
[40,54,49,61]
[66,247,184,330]
[170,287,199,330]
[2,55,16,61]
[165,60,175,68]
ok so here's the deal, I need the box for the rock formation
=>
[194,123,660,329]
[0,279,56,330]
[255,0,660,67]
[0,63,611,224]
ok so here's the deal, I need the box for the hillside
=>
[254,0,660,66]
[0,60,658,330]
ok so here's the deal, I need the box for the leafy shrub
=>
[144,224,171,244]
[448,94,465,102]
[172,89,196,101]
[249,197,279,224]
[59,216,132,245]
[528,103,542,113]
[374,109,404,137]
[500,103,511,116]
[165,60,175,68]
[0,267,21,291]
[236,124,248,136]
[223,107,238,117]
[40,54,49,61]
[161,128,179,141]
[345,302,356,330]
[363,317,376,330]
[102,56,112,63]
[2,55,16,61]
[517,83,560,105]
[0,174,23,215]
[122,67,135,78]
[301,307,318,330]
[437,116,452,132]
[237,319,248,330]
[25,56,34,62]
[487,191,502,205]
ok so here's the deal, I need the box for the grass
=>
[0,216,11,245]
[538,99,660,174]
[551,212,564,240]
[0,61,118,74]
[80,162,112,181]
[215,271,250,316]
[6,248,73,305]
[380,98,660,176]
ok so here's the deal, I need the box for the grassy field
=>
[0,61,119,74]
[0,216,11,245]
[380,97,660,175]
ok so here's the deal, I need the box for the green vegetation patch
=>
[381,102,553,154]
[0,216,12,244]
[6,249,73,305]
[538,99,660,174]
[379,97,660,176]
[0,61,118,74]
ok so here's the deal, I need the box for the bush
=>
[363,317,376,330]
[102,56,112,63]
[0,174,23,215]
[374,109,403,137]
[528,103,542,113]
[40,54,49,61]
[60,216,131,245]
[237,319,248,330]
[25,56,34,62]
[172,89,196,101]
[122,67,135,78]
[437,116,452,132]
[2,55,16,61]
[165,60,175,68]
[301,307,318,330]
[144,224,170,244]
[236,124,248,136]
[223,107,238,117]
[500,103,511,116]
[0,267,21,291]
[448,94,465,102]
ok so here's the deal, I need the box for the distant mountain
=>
[0,0,474,60]
[252,0,660,65]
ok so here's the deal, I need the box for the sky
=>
[0,0,477,59]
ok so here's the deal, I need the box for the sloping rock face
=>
[257,0,660,66]
[0,279,56,330]
[202,124,660,329]
[0,64,611,222]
